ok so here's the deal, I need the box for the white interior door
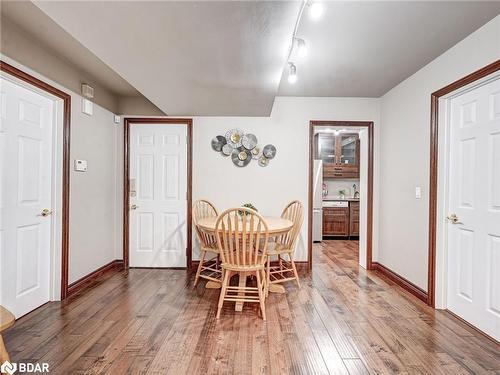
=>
[129,124,187,267]
[0,77,54,318]
[447,76,500,341]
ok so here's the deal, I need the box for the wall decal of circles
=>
[212,129,276,167]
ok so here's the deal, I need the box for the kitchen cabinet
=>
[322,201,359,237]
[349,201,359,236]
[323,207,349,236]
[315,133,360,178]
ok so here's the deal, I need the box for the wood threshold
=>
[427,59,500,307]
[67,260,124,297]
[0,60,72,300]
[372,261,428,303]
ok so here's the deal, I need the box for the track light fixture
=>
[295,38,307,58]
[283,1,322,84]
[288,63,297,84]
[308,1,323,19]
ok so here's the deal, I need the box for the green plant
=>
[238,203,258,216]
[339,189,346,196]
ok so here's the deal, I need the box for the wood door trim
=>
[0,60,71,300]
[428,59,500,307]
[123,118,193,270]
[308,121,374,270]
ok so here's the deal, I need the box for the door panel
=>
[447,77,500,341]
[129,124,187,267]
[0,77,54,318]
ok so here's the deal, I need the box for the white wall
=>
[68,98,118,283]
[1,56,120,285]
[378,16,500,290]
[192,97,380,261]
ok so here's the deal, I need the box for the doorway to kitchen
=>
[308,121,374,270]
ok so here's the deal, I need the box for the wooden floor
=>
[4,240,500,374]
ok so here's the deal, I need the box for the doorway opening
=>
[0,61,71,317]
[308,121,374,271]
[123,118,193,270]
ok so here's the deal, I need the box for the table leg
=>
[235,271,247,312]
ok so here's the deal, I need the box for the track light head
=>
[295,38,307,58]
[309,1,323,19]
[287,63,297,84]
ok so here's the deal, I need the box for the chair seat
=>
[267,242,292,255]
[221,257,267,271]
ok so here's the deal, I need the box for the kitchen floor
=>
[317,239,359,264]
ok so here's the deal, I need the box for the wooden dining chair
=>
[215,208,269,320]
[193,200,221,286]
[0,305,15,363]
[267,200,303,293]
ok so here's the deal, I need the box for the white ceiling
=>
[32,1,299,116]
[1,1,140,96]
[5,1,499,116]
[279,1,500,97]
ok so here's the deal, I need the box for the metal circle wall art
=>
[225,129,244,148]
[221,143,234,156]
[211,135,226,152]
[211,130,276,167]
[263,144,277,159]
[242,134,257,150]
[231,147,252,167]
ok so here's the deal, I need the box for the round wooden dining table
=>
[196,216,293,311]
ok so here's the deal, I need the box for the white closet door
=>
[0,77,54,318]
[447,77,500,341]
[129,124,187,268]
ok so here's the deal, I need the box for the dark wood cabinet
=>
[315,133,360,179]
[323,207,349,236]
[323,201,359,238]
[349,201,360,236]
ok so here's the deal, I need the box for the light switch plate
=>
[74,159,88,172]
[415,186,422,199]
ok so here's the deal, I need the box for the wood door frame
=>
[123,118,193,269]
[428,59,500,307]
[0,60,71,300]
[308,120,374,270]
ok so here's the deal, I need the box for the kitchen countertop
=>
[323,197,360,202]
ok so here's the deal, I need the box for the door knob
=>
[41,208,52,217]
[130,204,139,210]
[446,213,460,224]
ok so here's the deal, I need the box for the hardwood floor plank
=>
[3,240,499,375]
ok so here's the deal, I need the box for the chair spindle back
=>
[215,208,269,268]
[277,200,304,250]
[193,200,218,248]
